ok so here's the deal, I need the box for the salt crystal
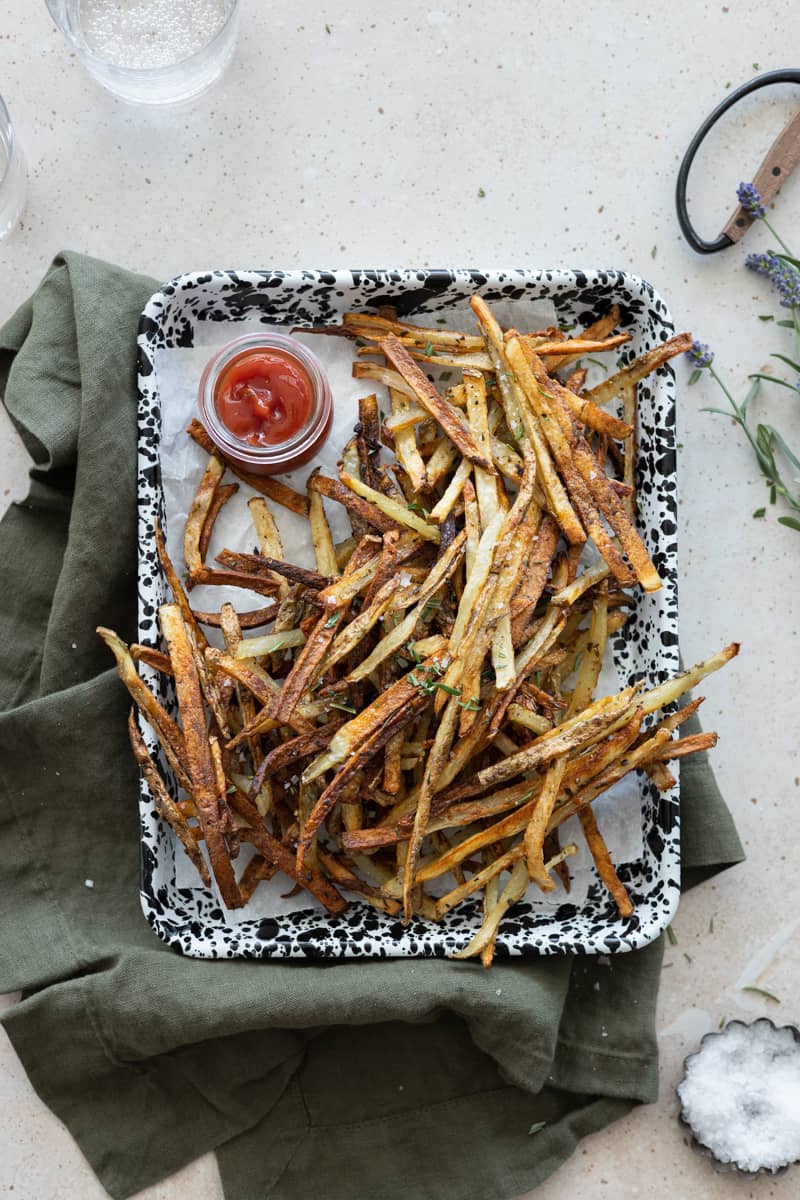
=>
[678,1020,800,1172]
[495,988,502,996]
[80,0,228,69]
[85,879,94,889]
[71,642,77,650]
[593,981,601,992]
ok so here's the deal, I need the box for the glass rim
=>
[55,0,240,79]
[0,96,15,194]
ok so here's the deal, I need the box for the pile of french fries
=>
[99,297,738,964]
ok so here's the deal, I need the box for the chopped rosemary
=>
[329,701,357,715]
[324,612,341,628]
[666,924,678,946]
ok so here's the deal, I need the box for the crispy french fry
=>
[185,453,224,578]
[584,332,693,409]
[128,709,211,887]
[199,482,238,561]
[380,334,495,471]
[159,604,241,909]
[307,471,340,578]
[187,419,308,516]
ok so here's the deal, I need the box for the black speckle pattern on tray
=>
[136,268,680,959]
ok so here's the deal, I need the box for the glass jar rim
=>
[0,96,15,192]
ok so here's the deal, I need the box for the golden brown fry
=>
[199,482,238,561]
[474,686,640,793]
[509,513,559,643]
[129,644,173,675]
[307,470,340,577]
[188,565,281,599]
[646,731,719,761]
[187,419,309,516]
[505,335,636,586]
[578,805,634,917]
[584,331,693,409]
[523,760,568,891]
[159,604,241,909]
[154,519,209,652]
[403,693,460,922]
[297,691,430,873]
[127,709,211,887]
[97,625,192,793]
[185,452,224,579]
[308,471,404,534]
[193,603,278,629]
[338,470,441,543]
[389,385,427,492]
[216,548,332,592]
[380,334,494,471]
[351,360,418,403]
[239,826,347,914]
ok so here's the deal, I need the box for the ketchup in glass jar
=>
[198,333,333,475]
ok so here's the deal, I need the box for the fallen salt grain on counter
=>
[678,1020,800,1173]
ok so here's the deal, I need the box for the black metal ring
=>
[676,68,800,254]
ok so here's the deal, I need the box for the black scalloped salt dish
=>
[677,1018,800,1179]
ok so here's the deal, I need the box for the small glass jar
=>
[198,332,333,476]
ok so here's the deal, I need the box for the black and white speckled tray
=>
[136,268,680,959]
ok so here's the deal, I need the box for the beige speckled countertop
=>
[1,3,799,1197]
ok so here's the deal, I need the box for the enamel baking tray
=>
[136,268,680,959]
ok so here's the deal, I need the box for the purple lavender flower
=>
[685,340,714,369]
[746,250,800,308]
[737,181,766,219]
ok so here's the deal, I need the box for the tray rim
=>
[135,265,681,960]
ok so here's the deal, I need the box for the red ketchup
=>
[215,349,314,446]
[198,333,333,476]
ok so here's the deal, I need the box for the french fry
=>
[309,471,404,534]
[339,469,441,543]
[184,452,224,579]
[187,419,308,516]
[159,604,241,909]
[193,603,278,629]
[380,334,494,471]
[584,331,693,409]
[307,470,340,578]
[127,709,211,887]
[199,482,238,561]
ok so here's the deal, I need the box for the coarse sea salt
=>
[678,1020,800,1173]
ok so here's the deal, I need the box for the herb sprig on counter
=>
[687,182,800,533]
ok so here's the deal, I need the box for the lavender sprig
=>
[745,250,800,309]
[737,181,765,219]
[736,180,794,256]
[686,335,800,530]
[686,185,800,533]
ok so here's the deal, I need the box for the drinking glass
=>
[45,0,240,105]
[0,97,26,240]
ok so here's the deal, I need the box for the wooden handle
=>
[721,109,800,243]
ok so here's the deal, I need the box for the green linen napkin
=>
[0,252,744,1200]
